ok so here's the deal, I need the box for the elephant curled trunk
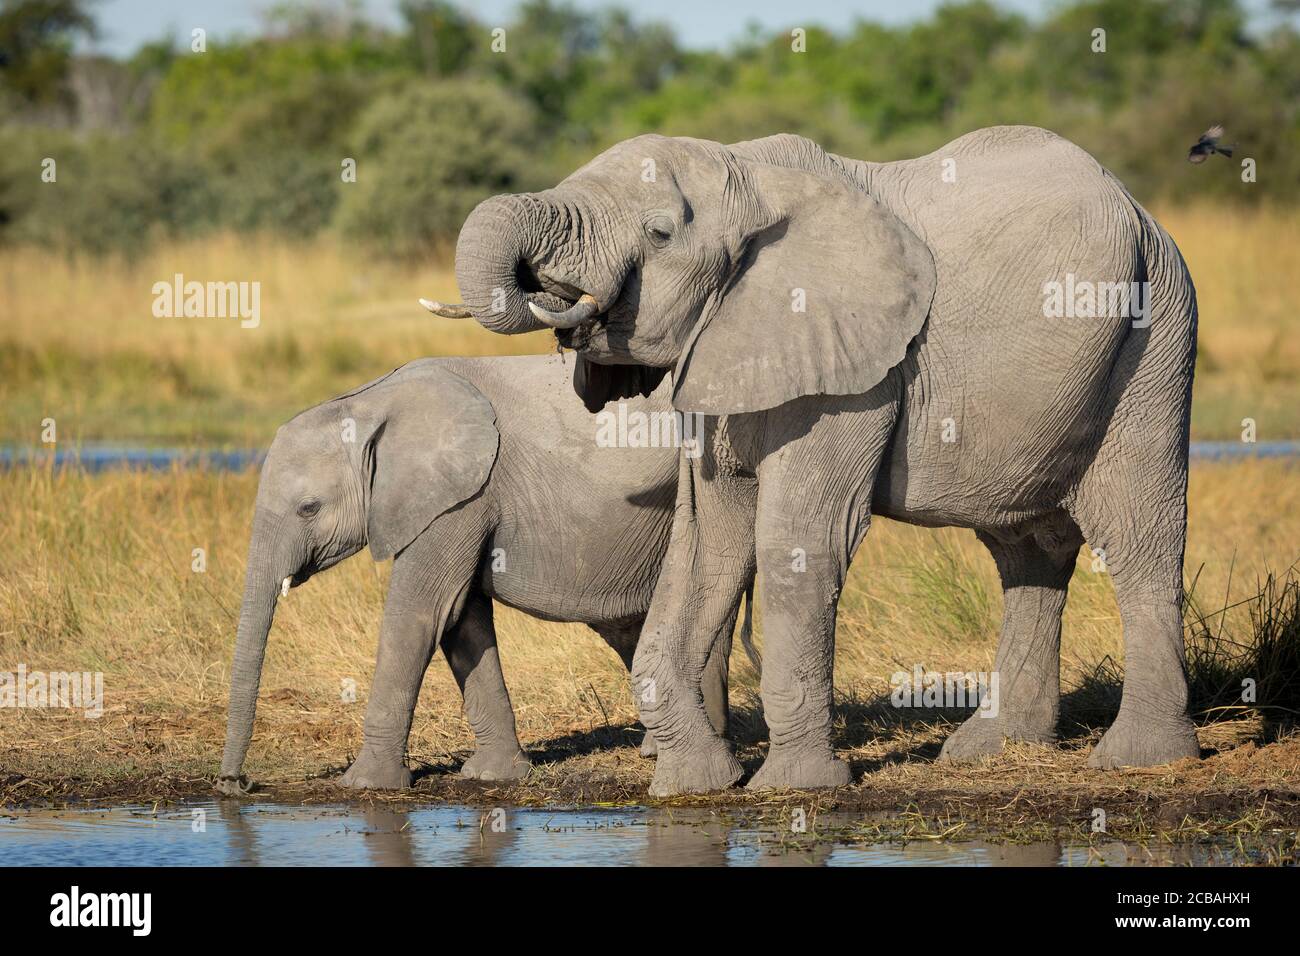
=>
[454,192,615,336]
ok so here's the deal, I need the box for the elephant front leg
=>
[633,453,756,796]
[600,608,736,759]
[442,594,531,781]
[745,394,893,791]
[340,610,431,790]
[340,532,477,790]
[744,534,853,791]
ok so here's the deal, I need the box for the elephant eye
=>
[296,499,322,518]
[645,216,674,248]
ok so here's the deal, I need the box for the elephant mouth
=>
[554,312,605,351]
[517,258,630,350]
[537,288,612,352]
[541,268,641,354]
[288,550,333,589]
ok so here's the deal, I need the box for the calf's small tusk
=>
[527,293,600,330]
[418,298,473,318]
[281,576,291,597]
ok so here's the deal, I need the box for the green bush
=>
[0,127,207,254]
[2,0,1298,258]
[332,78,544,258]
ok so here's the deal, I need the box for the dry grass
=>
[1,204,1297,443]
[0,233,554,444]
[1157,204,1300,440]
[2,459,1297,848]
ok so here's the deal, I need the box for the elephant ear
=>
[346,364,499,561]
[672,161,936,415]
[573,356,669,413]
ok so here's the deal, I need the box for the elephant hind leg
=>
[939,515,1081,762]
[591,621,655,755]
[443,594,531,781]
[1066,427,1199,768]
[1067,503,1200,768]
[1068,473,1199,768]
[1068,216,1199,769]
[592,620,640,672]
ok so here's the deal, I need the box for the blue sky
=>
[86,0,1278,57]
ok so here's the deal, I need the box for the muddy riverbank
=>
[5,716,1299,863]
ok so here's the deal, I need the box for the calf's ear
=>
[342,364,499,561]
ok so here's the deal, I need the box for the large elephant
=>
[442,126,1201,795]
[216,355,739,794]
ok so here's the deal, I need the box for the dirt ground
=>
[4,693,1298,862]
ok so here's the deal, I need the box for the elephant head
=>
[216,362,498,793]
[449,133,936,415]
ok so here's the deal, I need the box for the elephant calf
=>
[217,355,739,793]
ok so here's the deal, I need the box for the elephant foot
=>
[746,746,852,791]
[1087,713,1200,769]
[938,712,1056,763]
[647,737,742,796]
[338,752,413,790]
[640,730,658,758]
[460,745,531,781]
[215,774,254,798]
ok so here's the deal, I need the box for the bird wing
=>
[1201,124,1225,143]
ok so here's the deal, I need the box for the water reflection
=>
[360,808,419,867]
[0,802,1244,867]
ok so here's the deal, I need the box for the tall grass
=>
[1157,204,1300,442]
[0,234,553,445]
[1,458,1294,781]
[1183,568,1300,723]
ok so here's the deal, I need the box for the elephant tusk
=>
[418,298,473,319]
[527,293,600,329]
[281,576,291,597]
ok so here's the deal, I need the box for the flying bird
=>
[1187,125,1234,164]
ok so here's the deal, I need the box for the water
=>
[0,446,265,473]
[1,441,1298,474]
[0,802,1238,867]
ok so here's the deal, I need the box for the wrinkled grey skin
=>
[452,126,1201,795]
[217,355,736,794]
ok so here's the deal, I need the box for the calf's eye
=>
[297,499,322,518]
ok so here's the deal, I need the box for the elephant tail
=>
[737,583,762,672]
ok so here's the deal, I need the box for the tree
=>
[401,0,477,75]
[333,78,544,257]
[0,0,97,106]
